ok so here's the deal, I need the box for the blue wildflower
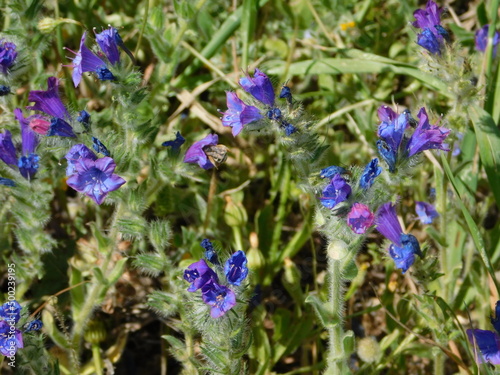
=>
[467,329,500,365]
[475,25,500,56]
[201,239,219,266]
[18,154,40,180]
[282,122,297,136]
[183,134,218,170]
[183,259,219,292]
[239,68,275,107]
[27,77,70,120]
[376,202,422,273]
[279,84,293,104]
[65,152,126,205]
[220,91,263,136]
[77,110,91,130]
[0,85,10,96]
[0,130,18,167]
[320,174,351,209]
[406,108,450,157]
[92,137,111,156]
[65,144,98,176]
[492,301,500,335]
[224,250,249,286]
[415,201,439,224]
[47,118,76,138]
[388,234,422,274]
[0,301,24,356]
[24,320,43,332]
[95,26,134,64]
[0,40,17,74]
[1,111,40,180]
[162,131,185,151]
[266,107,281,121]
[201,281,237,318]
[412,0,447,54]
[359,158,382,189]
[64,32,115,87]
[320,165,347,179]
[0,177,15,187]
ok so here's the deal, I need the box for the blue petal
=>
[92,137,111,156]
[48,118,76,138]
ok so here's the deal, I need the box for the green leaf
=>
[92,267,108,287]
[107,258,128,285]
[305,294,336,328]
[441,154,500,296]
[266,58,450,96]
[468,105,500,207]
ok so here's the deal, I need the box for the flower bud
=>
[357,337,381,363]
[84,320,107,344]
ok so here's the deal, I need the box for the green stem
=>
[70,203,124,366]
[232,226,244,251]
[326,257,346,374]
[91,344,103,375]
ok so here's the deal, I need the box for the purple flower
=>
[27,77,70,120]
[412,1,447,54]
[359,158,382,189]
[162,131,185,151]
[64,32,115,87]
[220,92,263,136]
[347,203,375,234]
[0,40,17,74]
[0,130,17,166]
[475,25,500,56]
[320,165,347,179]
[201,239,219,265]
[467,329,500,365]
[239,68,275,107]
[0,320,24,356]
[95,27,121,65]
[320,174,351,209]
[65,144,98,176]
[2,112,40,180]
[406,108,450,157]
[415,201,439,224]
[376,203,422,273]
[65,154,126,205]
[183,259,219,292]
[95,26,134,65]
[201,281,237,318]
[183,134,218,170]
[376,202,403,245]
[224,250,249,286]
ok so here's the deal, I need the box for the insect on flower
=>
[204,144,229,169]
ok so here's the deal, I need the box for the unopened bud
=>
[357,337,381,363]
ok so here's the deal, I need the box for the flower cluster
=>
[412,0,449,55]
[467,301,500,365]
[0,111,39,180]
[220,69,298,137]
[64,27,132,87]
[376,202,423,273]
[319,158,381,234]
[64,144,126,205]
[184,240,248,318]
[376,106,450,173]
[24,77,76,138]
[0,301,42,357]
